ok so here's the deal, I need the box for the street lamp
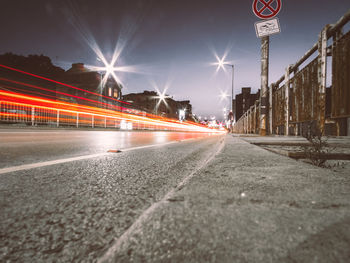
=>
[222,63,234,122]
[154,88,169,116]
[219,90,229,101]
[214,56,235,122]
[98,71,103,105]
[92,56,126,107]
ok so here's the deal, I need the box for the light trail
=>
[0,64,130,105]
[0,78,125,112]
[0,65,179,120]
[0,90,225,133]
[0,64,225,133]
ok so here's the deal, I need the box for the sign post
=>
[252,0,281,135]
[260,35,269,135]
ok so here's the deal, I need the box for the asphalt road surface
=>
[0,129,216,169]
[0,129,224,262]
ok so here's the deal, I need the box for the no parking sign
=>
[253,0,281,38]
[252,0,282,19]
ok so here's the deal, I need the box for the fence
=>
[0,62,220,133]
[0,91,216,133]
[233,9,350,136]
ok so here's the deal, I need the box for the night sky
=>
[1,0,349,119]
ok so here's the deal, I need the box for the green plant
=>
[302,121,329,167]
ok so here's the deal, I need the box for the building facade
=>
[59,63,122,108]
[122,91,192,120]
[233,87,259,121]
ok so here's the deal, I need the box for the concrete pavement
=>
[100,135,350,263]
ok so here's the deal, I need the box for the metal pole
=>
[99,72,103,107]
[260,36,269,136]
[57,110,59,127]
[31,106,35,126]
[285,66,290,136]
[269,84,273,135]
[317,25,329,134]
[231,65,234,120]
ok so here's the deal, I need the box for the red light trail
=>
[0,64,225,133]
[0,64,130,105]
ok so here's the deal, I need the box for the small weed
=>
[302,121,331,168]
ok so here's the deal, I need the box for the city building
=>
[233,87,259,121]
[122,91,192,120]
[0,54,123,109]
[60,63,122,108]
[0,53,193,121]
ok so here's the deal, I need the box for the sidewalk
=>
[100,135,350,262]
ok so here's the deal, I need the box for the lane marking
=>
[0,153,108,175]
[0,139,201,175]
[119,141,177,152]
[98,136,226,263]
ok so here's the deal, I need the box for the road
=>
[0,129,218,169]
[0,129,224,262]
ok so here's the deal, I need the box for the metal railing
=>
[0,92,218,133]
[0,63,221,133]
[233,9,350,136]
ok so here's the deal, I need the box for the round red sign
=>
[252,0,282,19]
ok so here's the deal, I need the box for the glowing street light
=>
[213,55,235,122]
[219,90,229,101]
[94,58,122,89]
[154,87,170,115]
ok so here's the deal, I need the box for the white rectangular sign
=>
[255,18,281,38]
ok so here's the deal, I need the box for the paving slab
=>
[100,135,350,263]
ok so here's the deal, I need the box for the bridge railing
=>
[0,92,219,133]
[234,9,350,136]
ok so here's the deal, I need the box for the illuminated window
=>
[113,89,119,98]
[108,87,112,97]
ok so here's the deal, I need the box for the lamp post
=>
[213,57,235,123]
[224,64,234,123]
[99,72,103,106]
[223,107,227,118]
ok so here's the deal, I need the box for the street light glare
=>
[154,86,170,111]
[218,57,225,68]
[219,91,229,101]
[158,92,166,102]
[155,87,169,102]
[212,52,235,121]
[106,64,114,75]
[214,54,228,73]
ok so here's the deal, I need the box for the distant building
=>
[177,100,192,120]
[60,63,122,107]
[233,87,259,121]
[122,91,192,120]
[1,53,196,120]
[0,54,123,109]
